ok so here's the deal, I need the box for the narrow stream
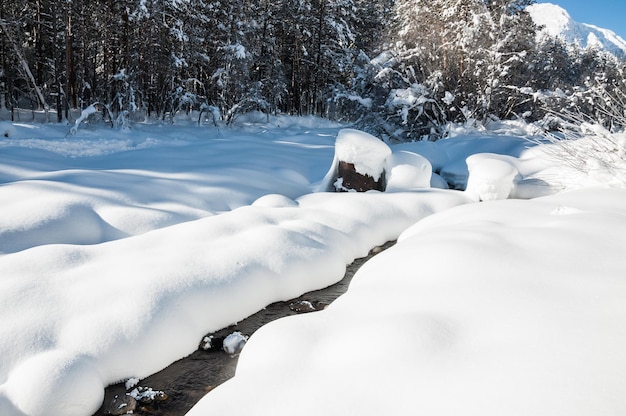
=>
[95,241,394,416]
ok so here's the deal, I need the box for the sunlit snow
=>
[0,115,624,416]
[527,3,626,56]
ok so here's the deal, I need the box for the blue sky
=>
[545,1,626,39]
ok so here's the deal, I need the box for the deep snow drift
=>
[0,115,624,416]
[190,187,626,416]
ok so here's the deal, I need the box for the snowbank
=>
[0,190,470,416]
[393,134,531,189]
[0,121,473,416]
[188,187,626,416]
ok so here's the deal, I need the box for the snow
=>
[334,93,373,109]
[189,187,626,416]
[124,377,139,390]
[465,153,519,201]
[0,116,625,416]
[224,43,247,60]
[527,3,626,56]
[69,105,98,135]
[128,386,165,402]
[384,150,432,191]
[1,121,16,138]
[222,332,248,355]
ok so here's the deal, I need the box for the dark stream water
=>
[94,242,393,416]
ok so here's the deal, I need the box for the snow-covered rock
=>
[465,154,520,201]
[223,332,248,355]
[335,129,391,181]
[385,150,432,191]
[318,128,392,192]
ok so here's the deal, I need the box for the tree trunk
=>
[65,6,77,112]
[0,20,49,115]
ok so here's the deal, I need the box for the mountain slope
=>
[527,2,626,57]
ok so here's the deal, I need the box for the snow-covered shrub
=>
[534,84,626,188]
[68,104,99,135]
[166,78,209,124]
[225,97,271,126]
[109,69,142,130]
[199,104,221,127]
[538,123,626,188]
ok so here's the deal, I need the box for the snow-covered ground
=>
[0,116,625,416]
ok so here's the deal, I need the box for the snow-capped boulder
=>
[385,150,432,191]
[318,129,392,192]
[335,129,392,192]
[465,154,519,201]
[223,332,248,355]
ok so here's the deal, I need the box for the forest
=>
[1,0,625,140]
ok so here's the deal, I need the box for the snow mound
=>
[1,121,16,138]
[465,154,519,201]
[0,189,121,254]
[252,194,299,208]
[385,150,432,191]
[3,350,103,416]
[0,188,470,416]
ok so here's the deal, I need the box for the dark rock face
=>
[335,161,386,192]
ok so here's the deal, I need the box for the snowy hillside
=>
[528,3,626,56]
